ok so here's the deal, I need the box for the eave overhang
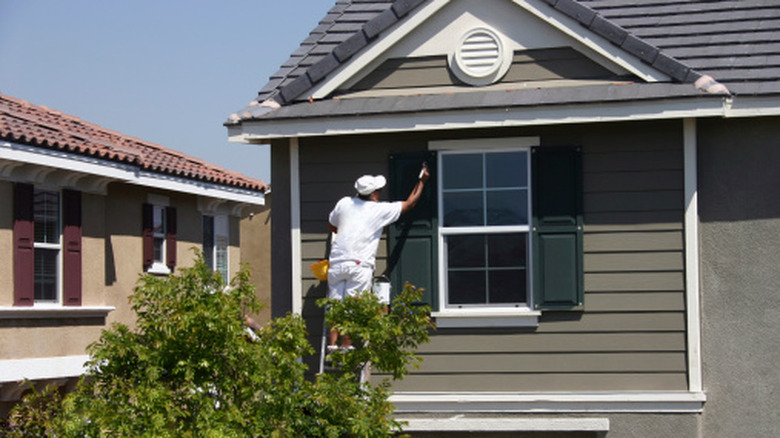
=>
[228,85,774,144]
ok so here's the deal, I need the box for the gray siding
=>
[347,48,623,92]
[298,120,687,391]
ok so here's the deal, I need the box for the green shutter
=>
[532,146,583,310]
[387,151,438,307]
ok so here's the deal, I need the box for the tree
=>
[5,253,431,437]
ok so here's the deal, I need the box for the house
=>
[0,93,269,415]
[226,0,779,436]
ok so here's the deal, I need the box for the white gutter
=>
[0,141,265,205]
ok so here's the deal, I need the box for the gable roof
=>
[227,0,780,131]
[0,93,268,194]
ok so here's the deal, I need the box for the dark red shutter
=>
[62,189,82,306]
[142,203,154,269]
[13,183,34,306]
[166,206,177,270]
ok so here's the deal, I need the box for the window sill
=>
[0,306,115,319]
[146,263,172,275]
[432,309,541,328]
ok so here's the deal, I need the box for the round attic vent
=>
[449,27,511,86]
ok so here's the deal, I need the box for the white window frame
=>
[32,187,62,307]
[430,138,541,328]
[147,194,171,275]
[203,213,229,282]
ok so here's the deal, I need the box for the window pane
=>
[486,151,527,188]
[447,234,485,268]
[443,191,483,226]
[154,237,164,263]
[448,270,486,305]
[487,233,527,268]
[34,190,59,244]
[34,248,58,301]
[153,207,165,235]
[442,154,482,189]
[486,189,528,225]
[489,269,527,303]
[203,216,214,269]
[216,236,228,281]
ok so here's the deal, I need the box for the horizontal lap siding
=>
[300,122,687,391]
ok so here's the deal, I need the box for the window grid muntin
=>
[439,148,531,309]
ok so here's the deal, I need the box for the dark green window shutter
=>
[387,151,438,308]
[532,146,583,310]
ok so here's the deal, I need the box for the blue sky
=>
[0,0,335,184]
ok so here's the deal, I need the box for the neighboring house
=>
[226,0,779,436]
[0,93,269,415]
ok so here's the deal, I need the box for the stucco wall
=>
[697,116,780,437]
[241,198,272,326]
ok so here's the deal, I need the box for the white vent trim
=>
[449,27,512,86]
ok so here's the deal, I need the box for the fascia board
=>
[724,95,780,117]
[309,0,451,100]
[0,141,265,206]
[230,97,728,142]
[512,0,670,83]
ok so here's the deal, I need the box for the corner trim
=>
[683,118,703,392]
[290,137,303,315]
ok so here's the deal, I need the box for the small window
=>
[440,150,531,309]
[203,214,229,282]
[152,205,166,267]
[33,189,61,303]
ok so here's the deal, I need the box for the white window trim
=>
[433,138,538,327]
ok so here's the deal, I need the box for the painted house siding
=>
[298,120,688,390]
[347,48,622,93]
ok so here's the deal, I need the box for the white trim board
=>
[230,97,729,143]
[290,137,303,315]
[683,118,703,392]
[0,306,115,319]
[398,417,610,432]
[390,391,707,414]
[0,355,89,383]
[0,141,265,205]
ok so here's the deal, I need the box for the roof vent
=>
[449,27,512,86]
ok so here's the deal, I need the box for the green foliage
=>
[4,382,65,437]
[4,253,432,437]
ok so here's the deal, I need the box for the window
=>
[33,189,61,303]
[440,150,530,308]
[143,198,176,274]
[14,183,82,307]
[388,140,583,327]
[203,214,229,282]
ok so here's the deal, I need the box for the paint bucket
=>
[372,275,391,305]
[310,259,329,281]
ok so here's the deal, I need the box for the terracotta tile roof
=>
[1,93,268,193]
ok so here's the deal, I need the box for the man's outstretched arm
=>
[401,166,430,214]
